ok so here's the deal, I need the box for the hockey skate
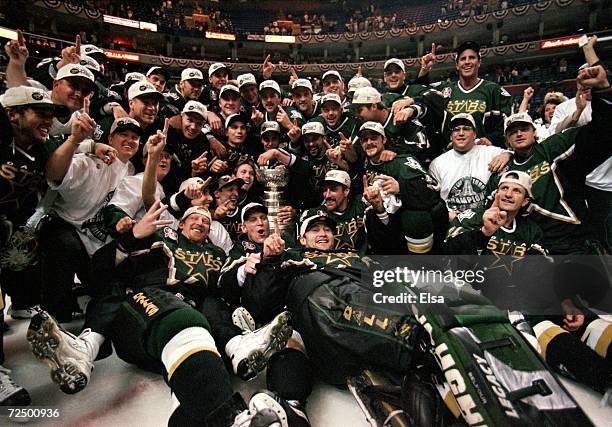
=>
[347,370,412,427]
[27,310,94,394]
[226,311,292,381]
[0,366,31,406]
[250,389,310,427]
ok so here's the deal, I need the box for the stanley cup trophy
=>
[256,166,296,240]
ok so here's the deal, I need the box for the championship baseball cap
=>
[180,206,212,222]
[0,86,68,116]
[324,170,351,187]
[122,72,146,91]
[178,177,205,193]
[110,117,142,136]
[215,175,245,191]
[146,66,171,80]
[237,73,257,89]
[261,121,281,135]
[347,76,372,93]
[499,170,533,197]
[302,121,325,136]
[359,121,385,137]
[128,82,163,101]
[504,112,535,133]
[182,100,208,119]
[225,112,249,129]
[181,68,204,82]
[292,78,313,93]
[455,41,481,60]
[321,93,342,106]
[219,84,240,98]
[384,58,406,73]
[241,202,268,223]
[55,64,95,88]
[322,70,343,82]
[259,80,281,95]
[449,113,476,129]
[208,62,228,77]
[352,87,382,104]
[78,55,101,74]
[299,208,336,237]
[80,44,105,58]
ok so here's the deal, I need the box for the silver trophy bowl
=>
[257,166,294,236]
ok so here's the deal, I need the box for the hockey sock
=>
[535,320,611,393]
[267,348,313,402]
[147,308,233,417]
[581,318,612,361]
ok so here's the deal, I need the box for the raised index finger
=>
[431,43,436,55]
[17,30,25,45]
[162,118,170,136]
[82,96,90,115]
[274,218,280,235]
[291,67,298,79]
[75,34,81,53]
[363,174,368,190]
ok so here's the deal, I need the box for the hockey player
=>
[428,113,511,215]
[434,41,513,148]
[28,201,293,426]
[488,65,611,254]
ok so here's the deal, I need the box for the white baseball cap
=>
[352,87,382,104]
[359,121,385,137]
[261,121,281,134]
[55,64,95,87]
[128,82,163,100]
[124,72,146,83]
[208,62,228,77]
[237,73,257,88]
[299,208,336,237]
[179,177,205,193]
[241,202,268,223]
[219,84,240,98]
[384,58,406,73]
[499,170,533,197]
[449,113,476,129]
[292,78,313,93]
[504,112,535,133]
[0,86,67,116]
[347,76,372,93]
[181,68,204,82]
[78,56,101,74]
[324,170,351,187]
[182,100,208,119]
[321,93,342,106]
[322,70,342,82]
[146,66,171,80]
[110,117,142,135]
[80,44,105,57]
[259,80,281,95]
[302,121,325,136]
[180,206,212,222]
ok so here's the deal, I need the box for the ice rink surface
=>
[2,303,610,427]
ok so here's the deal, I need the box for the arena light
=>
[103,49,141,62]
[103,14,140,29]
[0,26,18,40]
[139,22,158,32]
[205,31,236,41]
[540,36,582,49]
[265,35,295,44]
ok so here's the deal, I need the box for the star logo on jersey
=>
[486,251,523,275]
[324,251,357,268]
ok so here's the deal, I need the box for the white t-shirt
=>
[429,144,506,212]
[48,154,135,256]
[107,173,234,255]
[549,98,611,191]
